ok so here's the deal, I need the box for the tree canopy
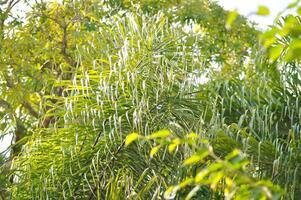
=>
[0,0,301,199]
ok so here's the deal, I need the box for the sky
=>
[217,0,295,29]
[0,0,297,155]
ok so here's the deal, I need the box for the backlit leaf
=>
[269,45,283,62]
[195,169,209,183]
[147,130,171,139]
[150,145,160,157]
[297,7,301,15]
[125,133,140,146]
[287,2,298,9]
[257,6,270,16]
[168,143,178,153]
[184,155,202,166]
[226,10,238,29]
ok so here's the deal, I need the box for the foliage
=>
[126,130,283,199]
[0,0,300,199]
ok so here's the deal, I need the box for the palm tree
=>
[0,0,298,199]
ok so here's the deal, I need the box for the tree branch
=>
[21,101,39,118]
[0,98,11,111]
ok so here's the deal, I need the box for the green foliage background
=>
[0,0,301,199]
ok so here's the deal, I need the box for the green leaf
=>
[183,150,208,166]
[284,39,301,61]
[125,132,140,146]
[168,138,181,153]
[287,2,298,9]
[195,169,209,183]
[207,163,224,173]
[168,143,177,153]
[259,27,279,48]
[297,7,301,15]
[269,45,283,62]
[147,130,171,139]
[257,6,270,16]
[225,149,241,161]
[164,186,178,199]
[179,178,194,188]
[185,185,200,200]
[187,132,199,139]
[150,145,160,157]
[226,10,238,29]
[210,171,224,190]
[184,155,202,166]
